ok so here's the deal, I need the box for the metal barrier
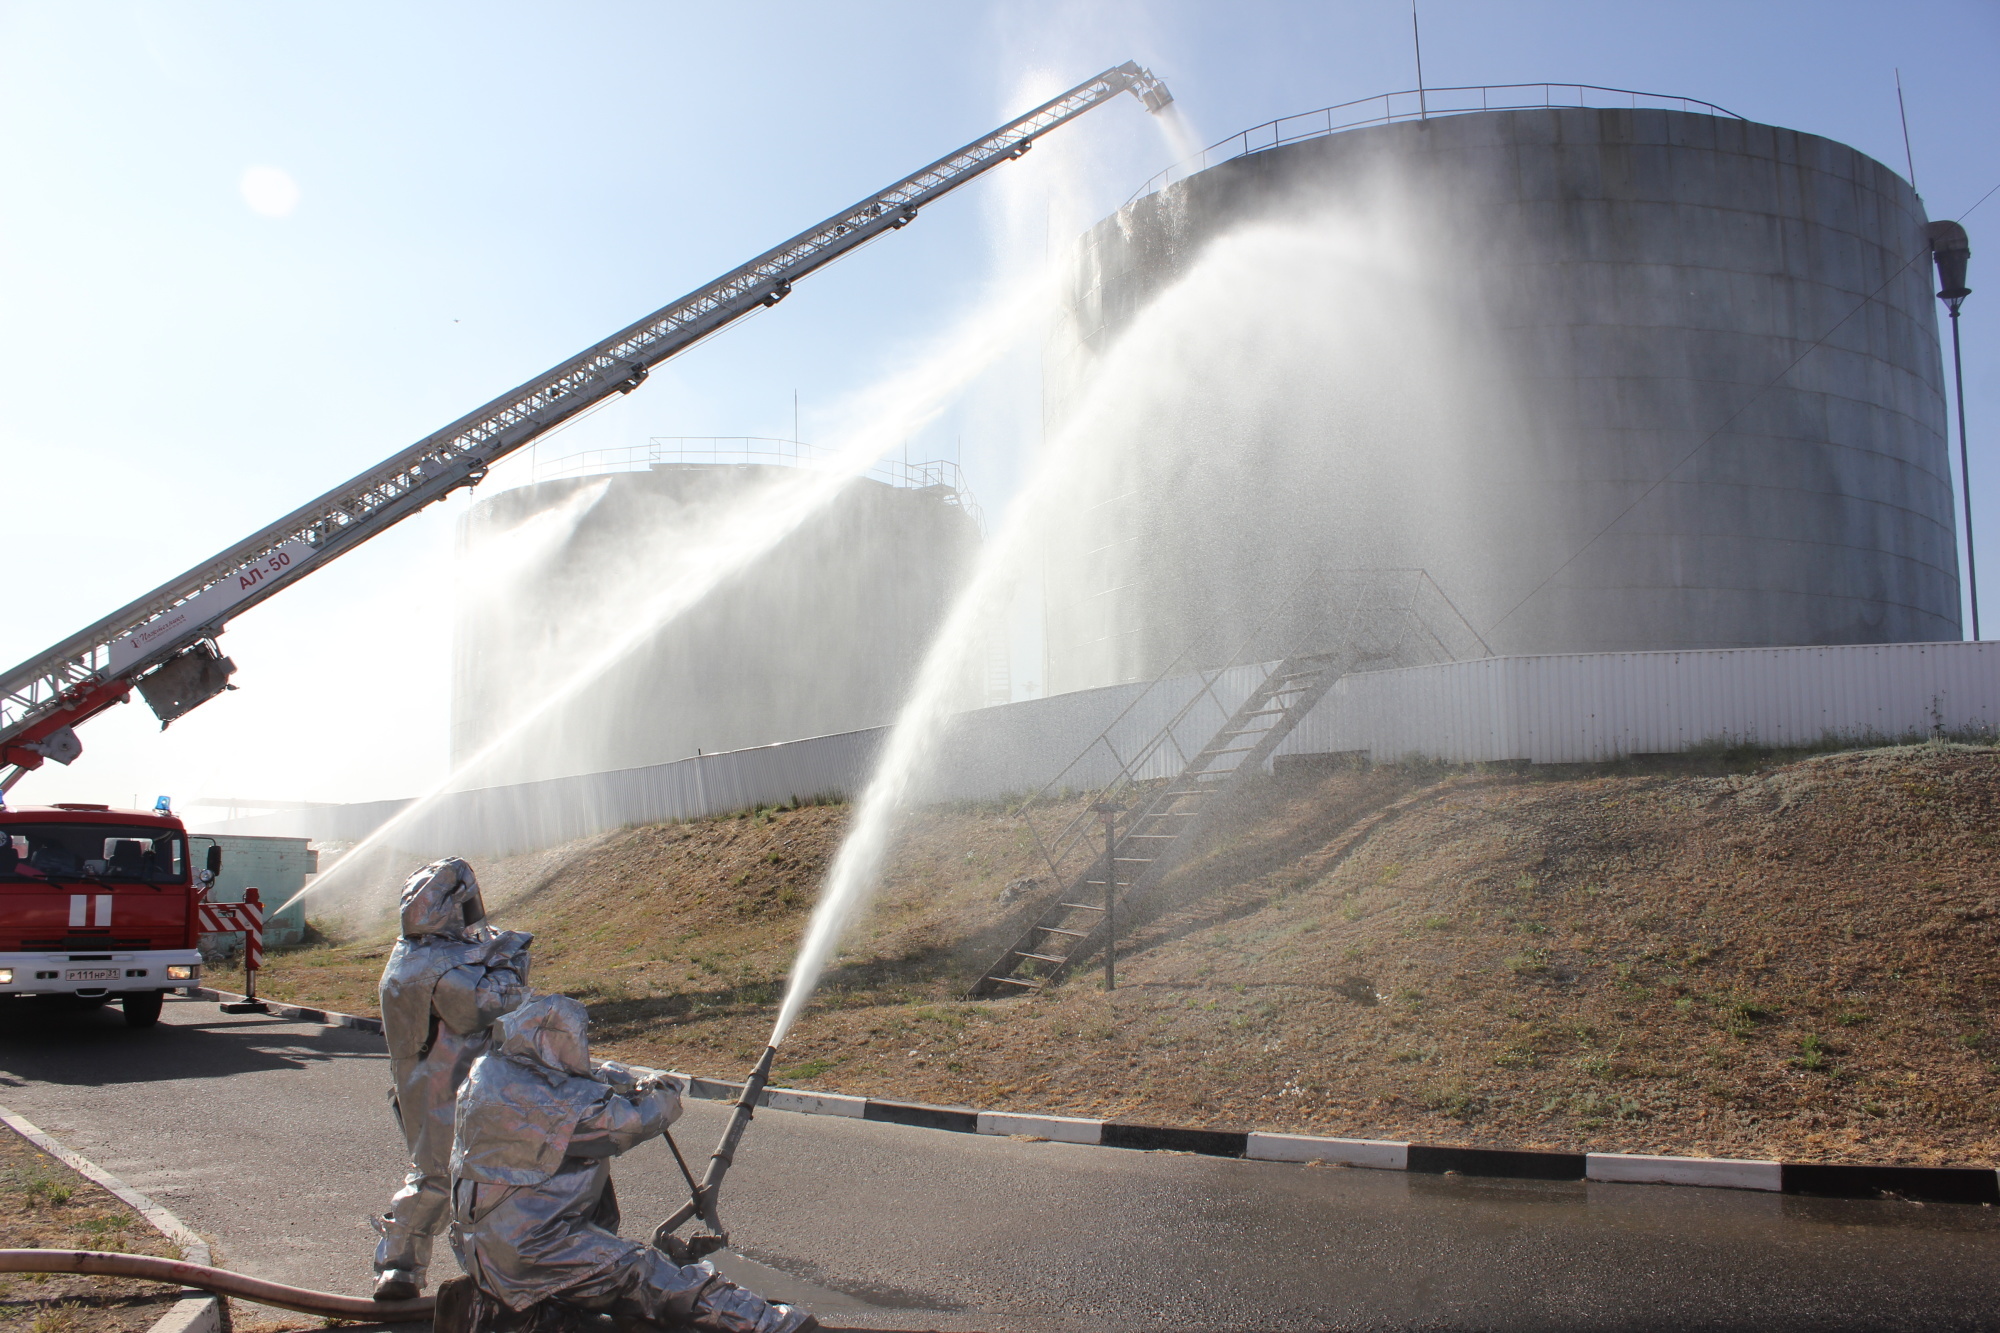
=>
[1128,82,1746,204]
[527,436,984,529]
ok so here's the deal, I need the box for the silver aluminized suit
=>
[447,995,813,1333]
[373,858,531,1294]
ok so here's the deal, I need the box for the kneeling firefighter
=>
[373,857,533,1301]
[439,993,815,1333]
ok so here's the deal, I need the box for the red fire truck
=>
[0,802,212,1027]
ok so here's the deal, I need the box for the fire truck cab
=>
[0,803,205,1027]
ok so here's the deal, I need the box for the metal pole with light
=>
[1928,221,1975,638]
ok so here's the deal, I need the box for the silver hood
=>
[495,992,592,1076]
[399,857,489,939]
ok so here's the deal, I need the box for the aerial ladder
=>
[0,63,1173,794]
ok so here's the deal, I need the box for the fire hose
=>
[0,1249,433,1319]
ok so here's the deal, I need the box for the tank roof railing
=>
[531,436,984,529]
[1127,83,1746,204]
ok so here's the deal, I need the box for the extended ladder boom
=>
[0,62,1172,785]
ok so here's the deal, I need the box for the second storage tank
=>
[452,460,980,785]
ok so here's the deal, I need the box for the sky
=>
[3,0,1995,813]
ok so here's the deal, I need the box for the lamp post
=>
[1929,221,1975,638]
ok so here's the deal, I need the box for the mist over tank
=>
[452,457,981,784]
[1044,105,1960,691]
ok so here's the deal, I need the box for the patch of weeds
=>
[1514,872,1535,894]
[775,1056,840,1083]
[1417,1083,1478,1118]
[1418,915,1452,931]
[1519,919,1548,935]
[1834,1009,1871,1027]
[1576,1055,1614,1079]
[1570,1090,1649,1122]
[1505,950,1548,975]
[1713,995,1770,1039]
[1339,901,1368,922]
[1954,1030,1984,1050]
[30,1303,88,1333]
[1795,1033,1830,1072]
[1394,986,1425,1006]
[1377,862,1405,885]
[11,1167,77,1206]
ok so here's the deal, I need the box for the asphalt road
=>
[3,997,1999,1332]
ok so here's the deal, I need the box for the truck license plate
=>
[65,969,118,982]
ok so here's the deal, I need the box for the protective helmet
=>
[495,992,591,1076]
[397,857,488,939]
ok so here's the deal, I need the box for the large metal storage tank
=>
[1044,104,1960,692]
[452,462,979,785]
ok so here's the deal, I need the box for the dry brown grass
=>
[235,745,2000,1166]
[0,1127,185,1333]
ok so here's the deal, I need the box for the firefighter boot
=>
[687,1281,819,1333]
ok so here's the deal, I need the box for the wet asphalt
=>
[1,996,1998,1331]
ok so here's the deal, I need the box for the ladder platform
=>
[1058,903,1106,912]
[1039,926,1089,937]
[993,976,1042,988]
[1016,952,1068,965]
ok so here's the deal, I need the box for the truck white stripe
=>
[68,895,86,927]
[94,894,112,927]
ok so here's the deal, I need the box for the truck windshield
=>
[0,825,186,883]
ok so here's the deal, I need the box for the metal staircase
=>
[969,652,1342,997]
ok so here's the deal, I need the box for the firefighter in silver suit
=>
[371,857,532,1302]
[442,993,816,1333]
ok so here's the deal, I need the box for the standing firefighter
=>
[372,857,532,1302]
[438,993,816,1333]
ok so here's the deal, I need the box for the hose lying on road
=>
[0,1249,434,1320]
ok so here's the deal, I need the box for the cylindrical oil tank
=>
[1043,107,1959,692]
[452,464,979,784]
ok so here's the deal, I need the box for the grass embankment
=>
[226,744,2000,1166]
[0,1127,184,1333]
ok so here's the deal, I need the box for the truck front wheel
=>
[122,991,165,1029]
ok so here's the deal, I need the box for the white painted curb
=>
[145,1297,225,1333]
[1585,1152,1783,1192]
[0,1105,222,1333]
[977,1111,1104,1144]
[1247,1132,1409,1170]
[764,1088,868,1118]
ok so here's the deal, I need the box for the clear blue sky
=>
[4,0,1995,809]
